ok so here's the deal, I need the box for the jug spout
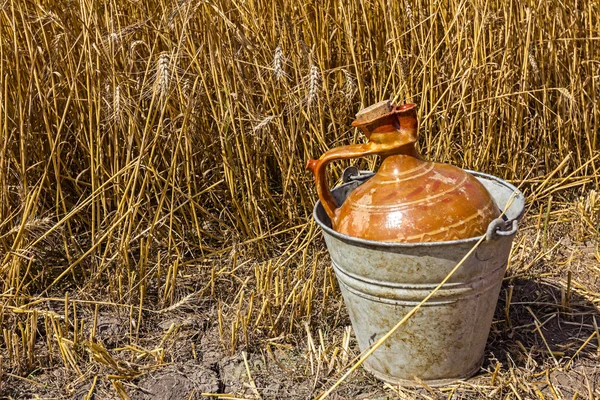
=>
[351,100,419,153]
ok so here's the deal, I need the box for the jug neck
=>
[351,101,419,158]
[380,143,421,161]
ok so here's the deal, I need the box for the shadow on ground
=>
[484,276,600,397]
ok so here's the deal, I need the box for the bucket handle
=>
[486,218,518,241]
[342,166,374,183]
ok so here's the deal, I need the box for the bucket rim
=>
[312,170,525,248]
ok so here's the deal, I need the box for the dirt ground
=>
[1,213,599,399]
[3,276,599,398]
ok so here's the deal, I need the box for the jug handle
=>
[306,143,376,221]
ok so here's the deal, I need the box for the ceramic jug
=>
[306,100,500,242]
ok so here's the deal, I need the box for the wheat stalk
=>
[156,51,171,103]
[342,69,357,102]
[307,64,321,107]
[273,45,289,81]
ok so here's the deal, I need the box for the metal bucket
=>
[313,168,525,386]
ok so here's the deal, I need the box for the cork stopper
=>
[354,100,392,125]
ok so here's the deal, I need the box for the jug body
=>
[334,155,499,242]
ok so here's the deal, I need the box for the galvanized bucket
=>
[313,168,525,386]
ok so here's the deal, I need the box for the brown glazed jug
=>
[306,100,500,242]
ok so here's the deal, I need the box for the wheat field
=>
[0,0,599,398]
